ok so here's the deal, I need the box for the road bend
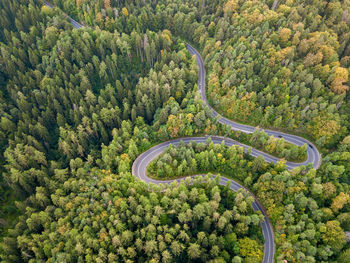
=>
[45,6,326,261]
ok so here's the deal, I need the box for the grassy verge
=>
[212,102,318,148]
[183,43,319,159]
[146,169,250,189]
[256,142,307,163]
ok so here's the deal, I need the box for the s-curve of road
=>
[132,137,276,263]
[44,2,322,261]
[133,43,322,263]
[132,41,322,262]
[186,43,321,171]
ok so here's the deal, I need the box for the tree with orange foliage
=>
[104,0,110,9]
[76,0,82,8]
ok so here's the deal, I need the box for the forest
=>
[0,0,349,262]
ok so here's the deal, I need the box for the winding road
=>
[132,45,321,263]
[132,137,276,263]
[44,2,323,262]
[43,0,83,29]
[186,43,321,170]
[132,41,321,261]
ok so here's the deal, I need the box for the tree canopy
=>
[0,0,349,262]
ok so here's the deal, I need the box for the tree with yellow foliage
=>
[223,0,238,17]
[309,114,341,144]
[279,28,292,46]
[330,67,349,93]
[331,192,350,213]
[41,5,54,16]
[238,237,264,262]
[122,7,129,17]
[161,29,172,49]
[322,220,346,252]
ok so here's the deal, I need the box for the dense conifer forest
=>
[0,0,349,262]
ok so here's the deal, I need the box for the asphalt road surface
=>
[186,43,321,170]
[43,0,83,29]
[44,5,324,261]
[132,45,324,263]
[132,137,275,263]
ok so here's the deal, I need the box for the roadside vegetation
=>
[0,0,349,262]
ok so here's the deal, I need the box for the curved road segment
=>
[43,0,83,29]
[133,45,322,263]
[132,137,275,263]
[43,3,324,261]
[186,43,321,170]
